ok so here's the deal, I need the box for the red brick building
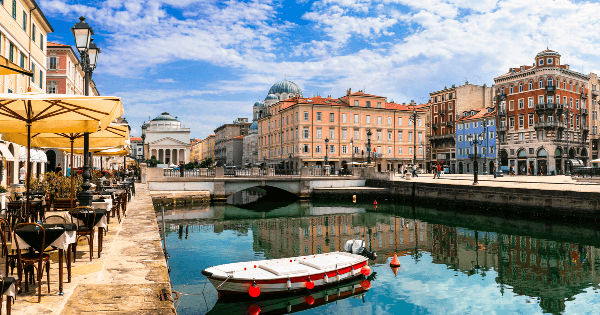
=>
[46,41,99,96]
[493,50,589,175]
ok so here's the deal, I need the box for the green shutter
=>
[9,43,13,62]
[32,24,36,43]
[12,0,16,19]
[22,11,26,31]
[31,63,35,83]
[39,70,42,88]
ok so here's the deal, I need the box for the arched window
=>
[510,84,514,94]
[539,79,544,89]
[529,81,533,90]
[563,80,566,89]
[581,85,584,94]
[547,77,553,86]
[575,84,579,93]
[569,82,573,91]
[519,82,523,92]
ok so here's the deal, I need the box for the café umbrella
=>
[0,93,124,213]
[3,123,129,208]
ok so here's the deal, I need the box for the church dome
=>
[265,94,278,101]
[249,121,258,131]
[253,101,264,107]
[536,49,560,58]
[268,79,302,97]
[152,112,178,121]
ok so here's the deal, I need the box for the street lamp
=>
[467,132,485,185]
[71,16,100,208]
[324,137,329,174]
[141,122,147,161]
[420,141,425,169]
[350,138,354,174]
[366,129,372,164]
[409,107,420,167]
[565,106,572,176]
[495,92,506,178]
[482,119,489,175]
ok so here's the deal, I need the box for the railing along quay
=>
[162,168,354,177]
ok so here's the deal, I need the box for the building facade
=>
[143,112,191,165]
[257,89,427,172]
[214,118,250,167]
[494,50,589,175]
[429,83,493,173]
[201,135,215,163]
[455,107,497,174]
[130,137,143,161]
[242,121,259,166]
[589,73,599,162]
[191,139,203,163]
[46,41,99,96]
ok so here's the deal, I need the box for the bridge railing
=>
[274,169,300,176]
[224,169,269,177]
[309,168,353,176]
[163,168,216,177]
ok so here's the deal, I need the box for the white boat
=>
[202,239,377,296]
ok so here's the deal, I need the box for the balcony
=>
[446,121,454,127]
[430,134,454,141]
[432,123,439,129]
[468,154,484,159]
[439,109,446,115]
[582,125,590,132]
[545,85,556,95]
[581,109,588,115]
[581,92,588,99]
[592,89,599,98]
[498,109,507,116]
[497,125,507,132]
[534,121,566,130]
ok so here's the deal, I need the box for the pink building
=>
[257,89,428,172]
[46,41,99,96]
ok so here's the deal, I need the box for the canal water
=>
[157,198,600,314]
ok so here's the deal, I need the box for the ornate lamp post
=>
[565,106,572,176]
[350,138,354,173]
[495,92,506,178]
[409,108,420,167]
[482,119,489,175]
[468,132,485,185]
[141,123,147,161]
[72,17,100,207]
[324,137,329,173]
[366,129,372,164]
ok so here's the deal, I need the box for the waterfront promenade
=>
[5,183,175,315]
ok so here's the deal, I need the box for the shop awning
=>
[569,159,584,167]
[0,143,14,161]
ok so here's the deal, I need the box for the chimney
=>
[347,88,351,96]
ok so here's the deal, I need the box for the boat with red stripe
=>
[201,239,377,297]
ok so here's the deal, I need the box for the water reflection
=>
[160,201,600,314]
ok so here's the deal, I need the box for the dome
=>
[253,101,264,107]
[265,94,278,101]
[536,49,560,58]
[249,121,258,131]
[268,79,302,97]
[152,112,178,121]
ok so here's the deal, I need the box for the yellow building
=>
[202,135,215,163]
[0,0,53,188]
[191,139,203,162]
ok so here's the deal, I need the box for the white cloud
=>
[157,78,176,83]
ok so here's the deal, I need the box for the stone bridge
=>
[143,166,369,200]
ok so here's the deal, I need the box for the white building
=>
[143,112,191,165]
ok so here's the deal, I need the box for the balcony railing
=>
[581,92,588,99]
[446,121,454,127]
[498,109,507,116]
[430,134,454,141]
[581,109,588,115]
[440,109,446,115]
[545,85,556,94]
[432,123,439,129]
[534,121,566,130]
[592,89,599,98]
[468,154,484,159]
[497,125,507,132]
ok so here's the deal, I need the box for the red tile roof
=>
[385,102,429,111]
[456,108,497,122]
[233,135,244,140]
[129,137,142,141]
[47,41,71,48]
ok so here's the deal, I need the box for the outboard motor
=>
[344,239,378,260]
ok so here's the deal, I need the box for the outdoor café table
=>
[14,223,76,294]
[71,208,108,258]
[92,198,113,224]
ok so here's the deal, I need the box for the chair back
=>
[43,215,67,225]
[14,223,46,257]
[0,219,12,257]
[70,206,96,230]
[53,198,77,211]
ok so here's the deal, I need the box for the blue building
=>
[456,108,497,174]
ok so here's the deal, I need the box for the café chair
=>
[70,207,96,262]
[52,198,77,212]
[0,219,18,278]
[0,275,16,315]
[14,223,51,303]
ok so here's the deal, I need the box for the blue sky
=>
[39,0,600,139]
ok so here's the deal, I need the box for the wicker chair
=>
[70,207,96,262]
[14,223,51,303]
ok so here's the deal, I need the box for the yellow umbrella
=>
[3,124,129,208]
[0,55,33,76]
[0,93,123,211]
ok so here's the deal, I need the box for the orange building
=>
[257,89,428,172]
[46,41,99,96]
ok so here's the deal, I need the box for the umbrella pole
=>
[26,123,31,221]
[70,140,74,209]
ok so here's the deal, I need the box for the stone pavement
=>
[394,173,600,193]
[3,183,175,314]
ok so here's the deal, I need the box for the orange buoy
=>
[248,304,261,315]
[391,266,399,277]
[361,280,371,290]
[390,253,400,268]
[249,283,261,297]
[361,265,371,276]
[306,279,315,289]
[306,295,315,305]
[373,200,377,205]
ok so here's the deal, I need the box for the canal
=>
[157,199,600,314]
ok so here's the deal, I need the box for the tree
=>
[145,155,162,167]
[200,158,213,168]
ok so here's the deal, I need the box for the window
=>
[329,145,335,153]
[388,131,392,141]
[303,145,309,153]
[377,130,381,140]
[418,119,422,127]
[303,128,309,138]
[32,24,36,43]
[458,148,463,155]
[458,135,463,142]
[519,115,524,128]
[408,131,413,142]
[528,97,533,108]
[398,131,403,141]
[354,114,359,124]
[366,101,371,108]
[329,129,334,139]
[354,129,359,140]
[510,84,514,94]
[12,0,16,19]
[315,145,321,153]
[539,96,544,104]
[354,100,359,106]
[316,112,322,121]
[489,131,494,139]
[377,116,382,125]
[377,102,382,108]
[509,117,515,128]
[539,59,544,66]
[465,123,470,130]
[47,82,57,94]
[31,63,35,83]
[539,79,543,89]
[342,129,347,140]
[316,128,322,139]
[489,146,494,154]
[398,117,403,125]
[548,77,553,86]
[519,82,523,92]
[342,113,347,123]
[408,147,413,155]
[366,115,371,124]
[20,53,24,68]
[576,100,579,110]
[22,11,26,30]
[329,113,335,122]
[9,43,14,63]
[418,132,422,142]
[398,147,403,155]
[342,145,348,154]
[40,35,43,50]
[387,117,392,125]
[418,147,422,156]
[509,100,514,111]
[529,114,534,126]
[304,111,309,121]
[519,99,524,109]
[39,70,42,88]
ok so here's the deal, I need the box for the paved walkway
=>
[4,183,175,314]
[393,173,600,193]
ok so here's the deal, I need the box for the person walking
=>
[433,166,438,179]
[413,164,418,177]
[19,162,26,184]
[400,164,405,178]
[67,163,72,177]
[437,164,442,179]
[55,163,63,176]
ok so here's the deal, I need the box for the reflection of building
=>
[214,118,250,167]
[494,50,590,174]
[130,137,143,160]
[143,112,191,165]
[258,89,428,171]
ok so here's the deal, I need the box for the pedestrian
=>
[67,163,72,177]
[433,166,438,179]
[55,163,63,176]
[437,164,442,179]
[400,164,405,178]
[19,162,26,184]
[413,164,418,177]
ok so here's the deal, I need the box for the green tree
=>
[200,158,213,168]
[145,155,162,167]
